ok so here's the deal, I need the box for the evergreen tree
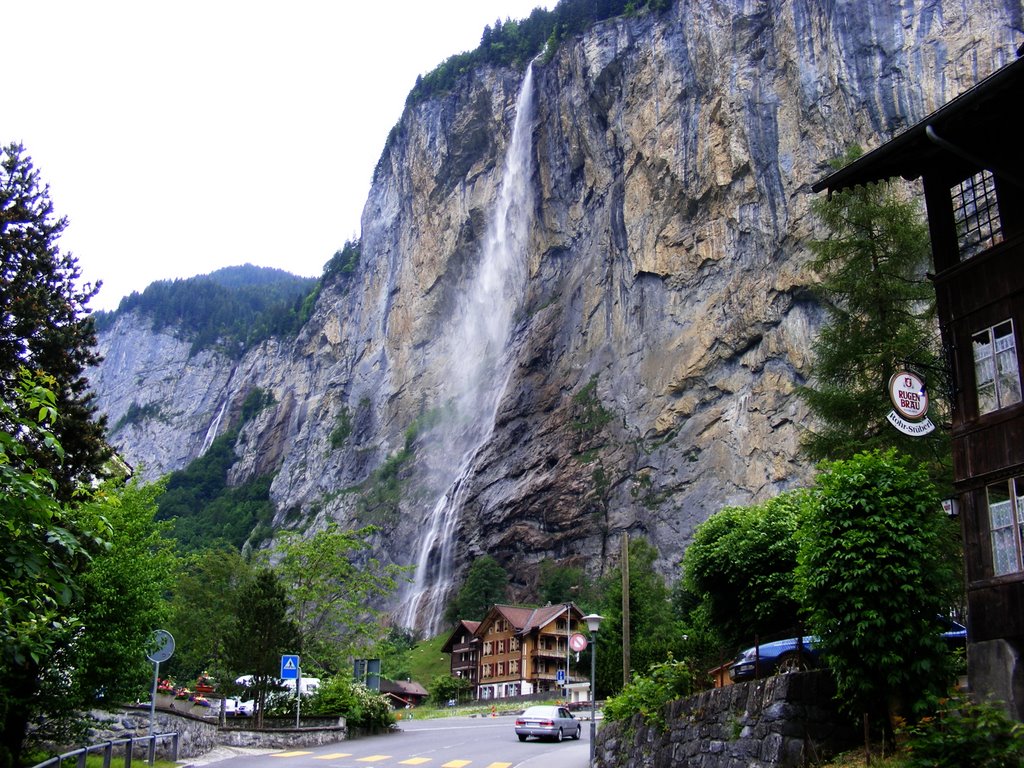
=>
[222,569,300,728]
[801,147,951,485]
[0,143,110,499]
[444,555,510,623]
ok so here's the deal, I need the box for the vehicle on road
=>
[514,705,581,742]
[728,619,968,682]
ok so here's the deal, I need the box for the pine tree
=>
[801,147,951,485]
[0,142,110,498]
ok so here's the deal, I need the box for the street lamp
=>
[582,613,604,766]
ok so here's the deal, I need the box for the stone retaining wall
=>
[595,671,858,768]
[87,707,348,759]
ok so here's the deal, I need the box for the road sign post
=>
[281,655,301,726]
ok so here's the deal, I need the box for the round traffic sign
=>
[147,629,175,663]
[569,632,589,652]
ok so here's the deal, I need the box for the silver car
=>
[514,705,581,742]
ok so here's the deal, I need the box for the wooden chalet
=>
[440,619,480,691]
[445,603,589,701]
[813,50,1024,719]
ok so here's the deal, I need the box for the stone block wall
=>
[595,671,858,768]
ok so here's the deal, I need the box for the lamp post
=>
[583,613,604,766]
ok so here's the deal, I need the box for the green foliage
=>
[428,674,473,705]
[802,147,950,487]
[595,538,685,698]
[357,447,412,524]
[571,374,614,439]
[0,371,97,765]
[901,694,1024,768]
[403,0,669,109]
[322,240,361,284]
[329,407,353,449]
[444,555,510,623]
[602,655,692,732]
[221,569,300,728]
[537,560,595,606]
[797,450,961,724]
[304,677,395,730]
[270,523,408,673]
[156,431,275,551]
[67,480,177,706]
[239,387,275,424]
[112,401,164,432]
[0,143,111,501]
[682,490,807,649]
[93,264,317,358]
[166,546,255,682]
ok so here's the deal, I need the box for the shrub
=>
[901,694,1024,768]
[602,655,692,732]
[304,677,394,730]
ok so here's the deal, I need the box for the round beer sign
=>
[888,371,929,420]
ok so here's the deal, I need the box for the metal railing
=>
[32,732,179,768]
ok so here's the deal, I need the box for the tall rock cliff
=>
[91,0,1022,632]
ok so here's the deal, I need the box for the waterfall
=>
[398,64,537,634]
[199,397,228,454]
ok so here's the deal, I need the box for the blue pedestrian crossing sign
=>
[280,654,300,679]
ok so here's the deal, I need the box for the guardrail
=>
[31,732,179,768]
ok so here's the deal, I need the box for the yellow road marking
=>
[486,764,513,768]
[315,754,353,760]
[399,760,432,765]
[442,761,472,768]
[273,752,313,758]
[357,758,392,763]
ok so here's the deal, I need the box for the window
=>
[497,662,505,676]
[497,639,505,654]
[953,170,1003,260]
[483,663,492,678]
[510,637,519,651]
[483,641,493,656]
[509,660,518,675]
[973,320,1022,414]
[988,477,1024,575]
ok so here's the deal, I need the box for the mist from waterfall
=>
[398,64,537,635]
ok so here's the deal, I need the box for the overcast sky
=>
[7,1,550,311]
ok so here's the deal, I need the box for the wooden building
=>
[813,51,1024,718]
[445,603,589,701]
[440,619,480,692]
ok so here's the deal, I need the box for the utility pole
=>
[621,531,631,687]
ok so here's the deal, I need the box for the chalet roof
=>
[380,679,429,697]
[812,53,1024,194]
[440,620,481,653]
[482,602,579,636]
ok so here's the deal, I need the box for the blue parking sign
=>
[281,654,300,679]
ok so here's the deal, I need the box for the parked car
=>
[514,705,581,742]
[728,619,967,683]
[223,697,254,716]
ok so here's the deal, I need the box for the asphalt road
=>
[194,714,593,768]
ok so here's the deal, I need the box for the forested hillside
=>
[93,264,317,356]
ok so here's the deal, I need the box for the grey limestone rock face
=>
[89,0,1021,617]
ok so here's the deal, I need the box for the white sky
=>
[7,1,549,311]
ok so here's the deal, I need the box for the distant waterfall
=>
[399,64,537,634]
[199,398,228,454]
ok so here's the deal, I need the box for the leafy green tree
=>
[428,674,473,705]
[0,371,96,766]
[166,546,255,682]
[444,555,510,623]
[682,490,806,650]
[270,524,407,674]
[537,559,595,606]
[797,450,961,734]
[304,676,394,729]
[802,147,950,485]
[602,655,692,731]
[222,569,300,728]
[594,538,683,697]
[0,143,110,500]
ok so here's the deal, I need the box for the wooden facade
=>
[813,52,1024,718]
[444,603,589,701]
[440,619,480,691]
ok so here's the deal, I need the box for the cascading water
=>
[398,64,537,634]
